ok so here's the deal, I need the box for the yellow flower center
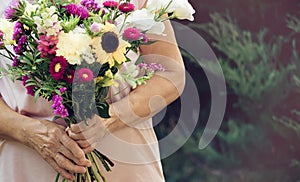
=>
[55,63,61,73]
[83,73,89,79]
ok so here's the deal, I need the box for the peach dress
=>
[0,1,166,181]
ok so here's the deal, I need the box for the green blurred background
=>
[154,1,300,181]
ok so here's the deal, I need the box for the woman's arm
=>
[0,97,91,180]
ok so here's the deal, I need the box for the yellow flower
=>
[0,18,15,45]
[56,30,91,65]
[90,23,130,67]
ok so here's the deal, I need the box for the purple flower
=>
[123,27,141,41]
[4,0,19,20]
[52,94,69,118]
[65,3,90,19]
[22,75,35,96]
[12,56,19,67]
[0,30,4,49]
[13,21,23,41]
[80,0,101,13]
[13,35,26,54]
[59,87,67,93]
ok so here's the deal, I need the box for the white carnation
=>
[0,18,15,45]
[56,31,91,65]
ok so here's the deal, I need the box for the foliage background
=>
[154,1,300,181]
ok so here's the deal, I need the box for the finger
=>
[54,153,86,174]
[68,128,96,141]
[83,146,94,154]
[76,139,92,148]
[45,157,75,181]
[60,134,90,166]
[58,145,86,166]
[70,118,97,134]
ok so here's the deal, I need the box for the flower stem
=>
[85,167,92,182]
[87,153,103,182]
[55,173,60,182]
[91,151,106,182]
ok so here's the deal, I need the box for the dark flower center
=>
[101,31,119,53]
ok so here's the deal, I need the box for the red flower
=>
[77,68,94,82]
[103,0,118,9]
[65,69,75,83]
[50,56,68,80]
[118,3,135,13]
[123,27,141,41]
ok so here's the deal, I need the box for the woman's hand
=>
[67,115,111,153]
[24,120,91,180]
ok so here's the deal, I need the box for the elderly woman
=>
[0,0,186,181]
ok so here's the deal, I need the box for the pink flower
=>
[37,35,58,57]
[90,22,101,33]
[103,1,118,9]
[65,3,90,19]
[77,68,94,82]
[50,56,68,80]
[123,27,141,41]
[141,33,149,43]
[118,3,135,13]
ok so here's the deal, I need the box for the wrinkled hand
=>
[67,115,108,154]
[25,120,91,180]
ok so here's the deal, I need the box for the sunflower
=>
[90,23,130,67]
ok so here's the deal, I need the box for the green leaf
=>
[96,102,110,118]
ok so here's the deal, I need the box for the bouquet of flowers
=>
[0,0,195,181]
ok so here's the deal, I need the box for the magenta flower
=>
[123,27,141,41]
[65,3,90,19]
[0,30,4,49]
[12,21,23,41]
[4,0,19,20]
[22,75,35,96]
[50,56,68,81]
[37,35,58,57]
[103,0,118,9]
[118,2,135,13]
[12,56,19,67]
[77,68,94,82]
[52,94,69,118]
[13,35,27,54]
[59,87,67,93]
[80,0,101,13]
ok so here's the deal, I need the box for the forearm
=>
[0,97,38,145]
[105,20,185,132]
